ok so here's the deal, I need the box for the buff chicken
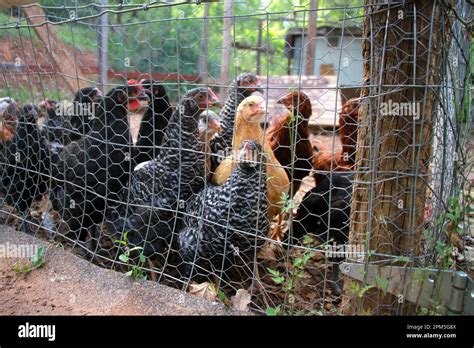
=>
[211,95,290,240]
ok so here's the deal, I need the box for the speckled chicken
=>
[210,72,262,171]
[179,140,268,278]
[106,87,220,257]
[212,95,289,240]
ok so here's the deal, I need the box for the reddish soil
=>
[0,226,238,315]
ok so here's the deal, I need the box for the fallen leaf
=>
[231,289,251,312]
[188,282,217,302]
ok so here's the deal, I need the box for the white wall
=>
[289,34,363,86]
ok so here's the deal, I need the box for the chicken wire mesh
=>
[0,0,472,315]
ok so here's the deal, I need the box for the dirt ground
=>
[0,225,239,315]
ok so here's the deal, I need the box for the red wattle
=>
[128,99,140,112]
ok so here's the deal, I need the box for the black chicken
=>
[292,172,353,295]
[209,72,262,171]
[179,140,269,280]
[50,83,148,242]
[2,105,51,220]
[41,87,103,149]
[106,87,220,259]
[134,78,173,165]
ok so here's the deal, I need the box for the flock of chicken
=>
[0,72,360,289]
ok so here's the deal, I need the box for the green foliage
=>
[0,84,70,104]
[217,289,231,305]
[12,246,47,274]
[418,301,444,316]
[1,1,364,82]
[265,305,281,316]
[279,192,295,214]
[267,267,285,284]
[114,232,148,280]
[374,275,388,295]
[302,234,315,246]
[348,281,373,298]
[266,248,315,315]
[31,246,46,268]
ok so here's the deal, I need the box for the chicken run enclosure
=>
[0,0,472,316]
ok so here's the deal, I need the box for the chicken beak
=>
[137,89,150,102]
[206,88,222,108]
[252,103,266,119]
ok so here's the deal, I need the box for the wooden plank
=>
[21,5,88,93]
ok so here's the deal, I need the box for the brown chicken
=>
[211,95,290,240]
[339,97,361,165]
[266,91,313,196]
[0,100,20,142]
[313,97,360,183]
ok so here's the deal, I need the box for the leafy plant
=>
[267,267,285,284]
[265,305,281,316]
[279,192,296,214]
[348,281,374,298]
[12,246,47,274]
[114,232,148,280]
[266,248,315,315]
[374,275,388,295]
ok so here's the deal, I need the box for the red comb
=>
[127,79,144,92]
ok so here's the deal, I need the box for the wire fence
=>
[0,0,472,315]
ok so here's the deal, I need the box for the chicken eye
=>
[248,103,254,107]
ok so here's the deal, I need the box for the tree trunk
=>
[305,0,318,76]
[220,0,233,96]
[256,19,263,76]
[198,3,210,83]
[341,0,448,315]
